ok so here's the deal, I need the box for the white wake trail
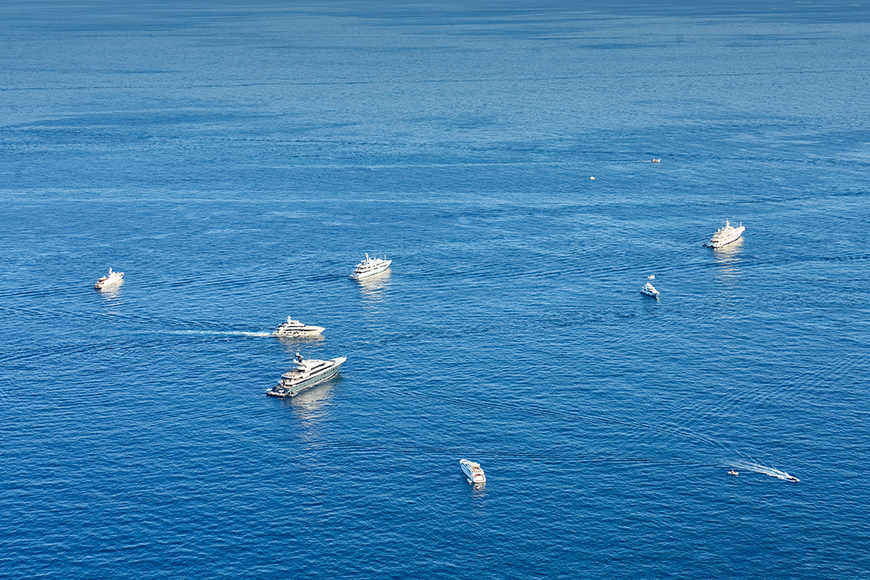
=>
[733,462,799,481]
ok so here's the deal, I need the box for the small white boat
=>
[272,316,325,338]
[266,352,346,398]
[640,275,659,297]
[460,458,486,484]
[728,470,738,476]
[651,158,661,163]
[786,475,799,482]
[351,253,391,280]
[708,219,745,248]
[94,267,124,290]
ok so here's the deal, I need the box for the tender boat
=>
[708,219,745,248]
[351,253,392,279]
[728,470,739,476]
[94,267,124,290]
[640,275,660,297]
[460,458,486,484]
[266,353,346,398]
[272,316,325,338]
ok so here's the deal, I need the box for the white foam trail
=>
[164,330,272,338]
[733,462,798,481]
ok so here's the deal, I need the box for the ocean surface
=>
[2,1,869,578]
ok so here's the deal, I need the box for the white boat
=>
[272,316,325,338]
[94,267,124,290]
[728,470,739,476]
[640,275,659,297]
[266,353,346,398]
[351,253,391,279]
[460,458,486,484]
[786,475,799,482]
[708,219,745,248]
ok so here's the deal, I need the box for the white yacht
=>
[708,219,745,248]
[640,275,659,297]
[351,253,391,279]
[266,353,346,398]
[272,316,325,338]
[460,459,486,484]
[94,267,124,290]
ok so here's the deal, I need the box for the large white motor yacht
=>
[272,316,325,338]
[351,253,392,279]
[640,275,659,297]
[460,458,486,484]
[266,353,346,398]
[708,219,745,248]
[94,267,124,290]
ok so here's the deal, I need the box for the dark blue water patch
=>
[2,1,869,579]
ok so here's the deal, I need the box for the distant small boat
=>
[728,470,738,476]
[272,316,325,338]
[351,253,392,280]
[640,275,659,297]
[786,475,799,482]
[460,458,486,484]
[708,219,745,248]
[95,267,123,290]
[651,158,661,163]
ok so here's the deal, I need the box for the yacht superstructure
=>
[272,316,325,338]
[460,459,486,484]
[94,268,124,290]
[266,353,346,398]
[708,220,745,248]
[640,275,659,297]
[351,253,391,279]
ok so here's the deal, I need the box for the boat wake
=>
[733,462,799,482]
[164,330,272,338]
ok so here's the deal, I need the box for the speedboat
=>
[460,458,486,484]
[728,470,738,476]
[272,316,325,338]
[94,267,124,290]
[267,353,346,398]
[651,158,661,163]
[640,275,659,297]
[708,219,745,248]
[786,475,799,482]
[351,253,391,279]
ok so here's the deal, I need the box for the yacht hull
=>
[708,222,745,248]
[460,459,486,484]
[272,327,325,337]
[95,273,124,290]
[267,357,345,398]
[351,262,391,279]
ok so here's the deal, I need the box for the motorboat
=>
[708,219,745,248]
[651,158,661,163]
[640,275,659,297]
[460,458,486,484]
[94,267,124,290]
[266,352,346,398]
[728,470,738,476]
[786,475,799,482]
[272,316,325,338]
[351,253,392,280]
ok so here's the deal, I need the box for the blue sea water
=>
[1,1,869,578]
